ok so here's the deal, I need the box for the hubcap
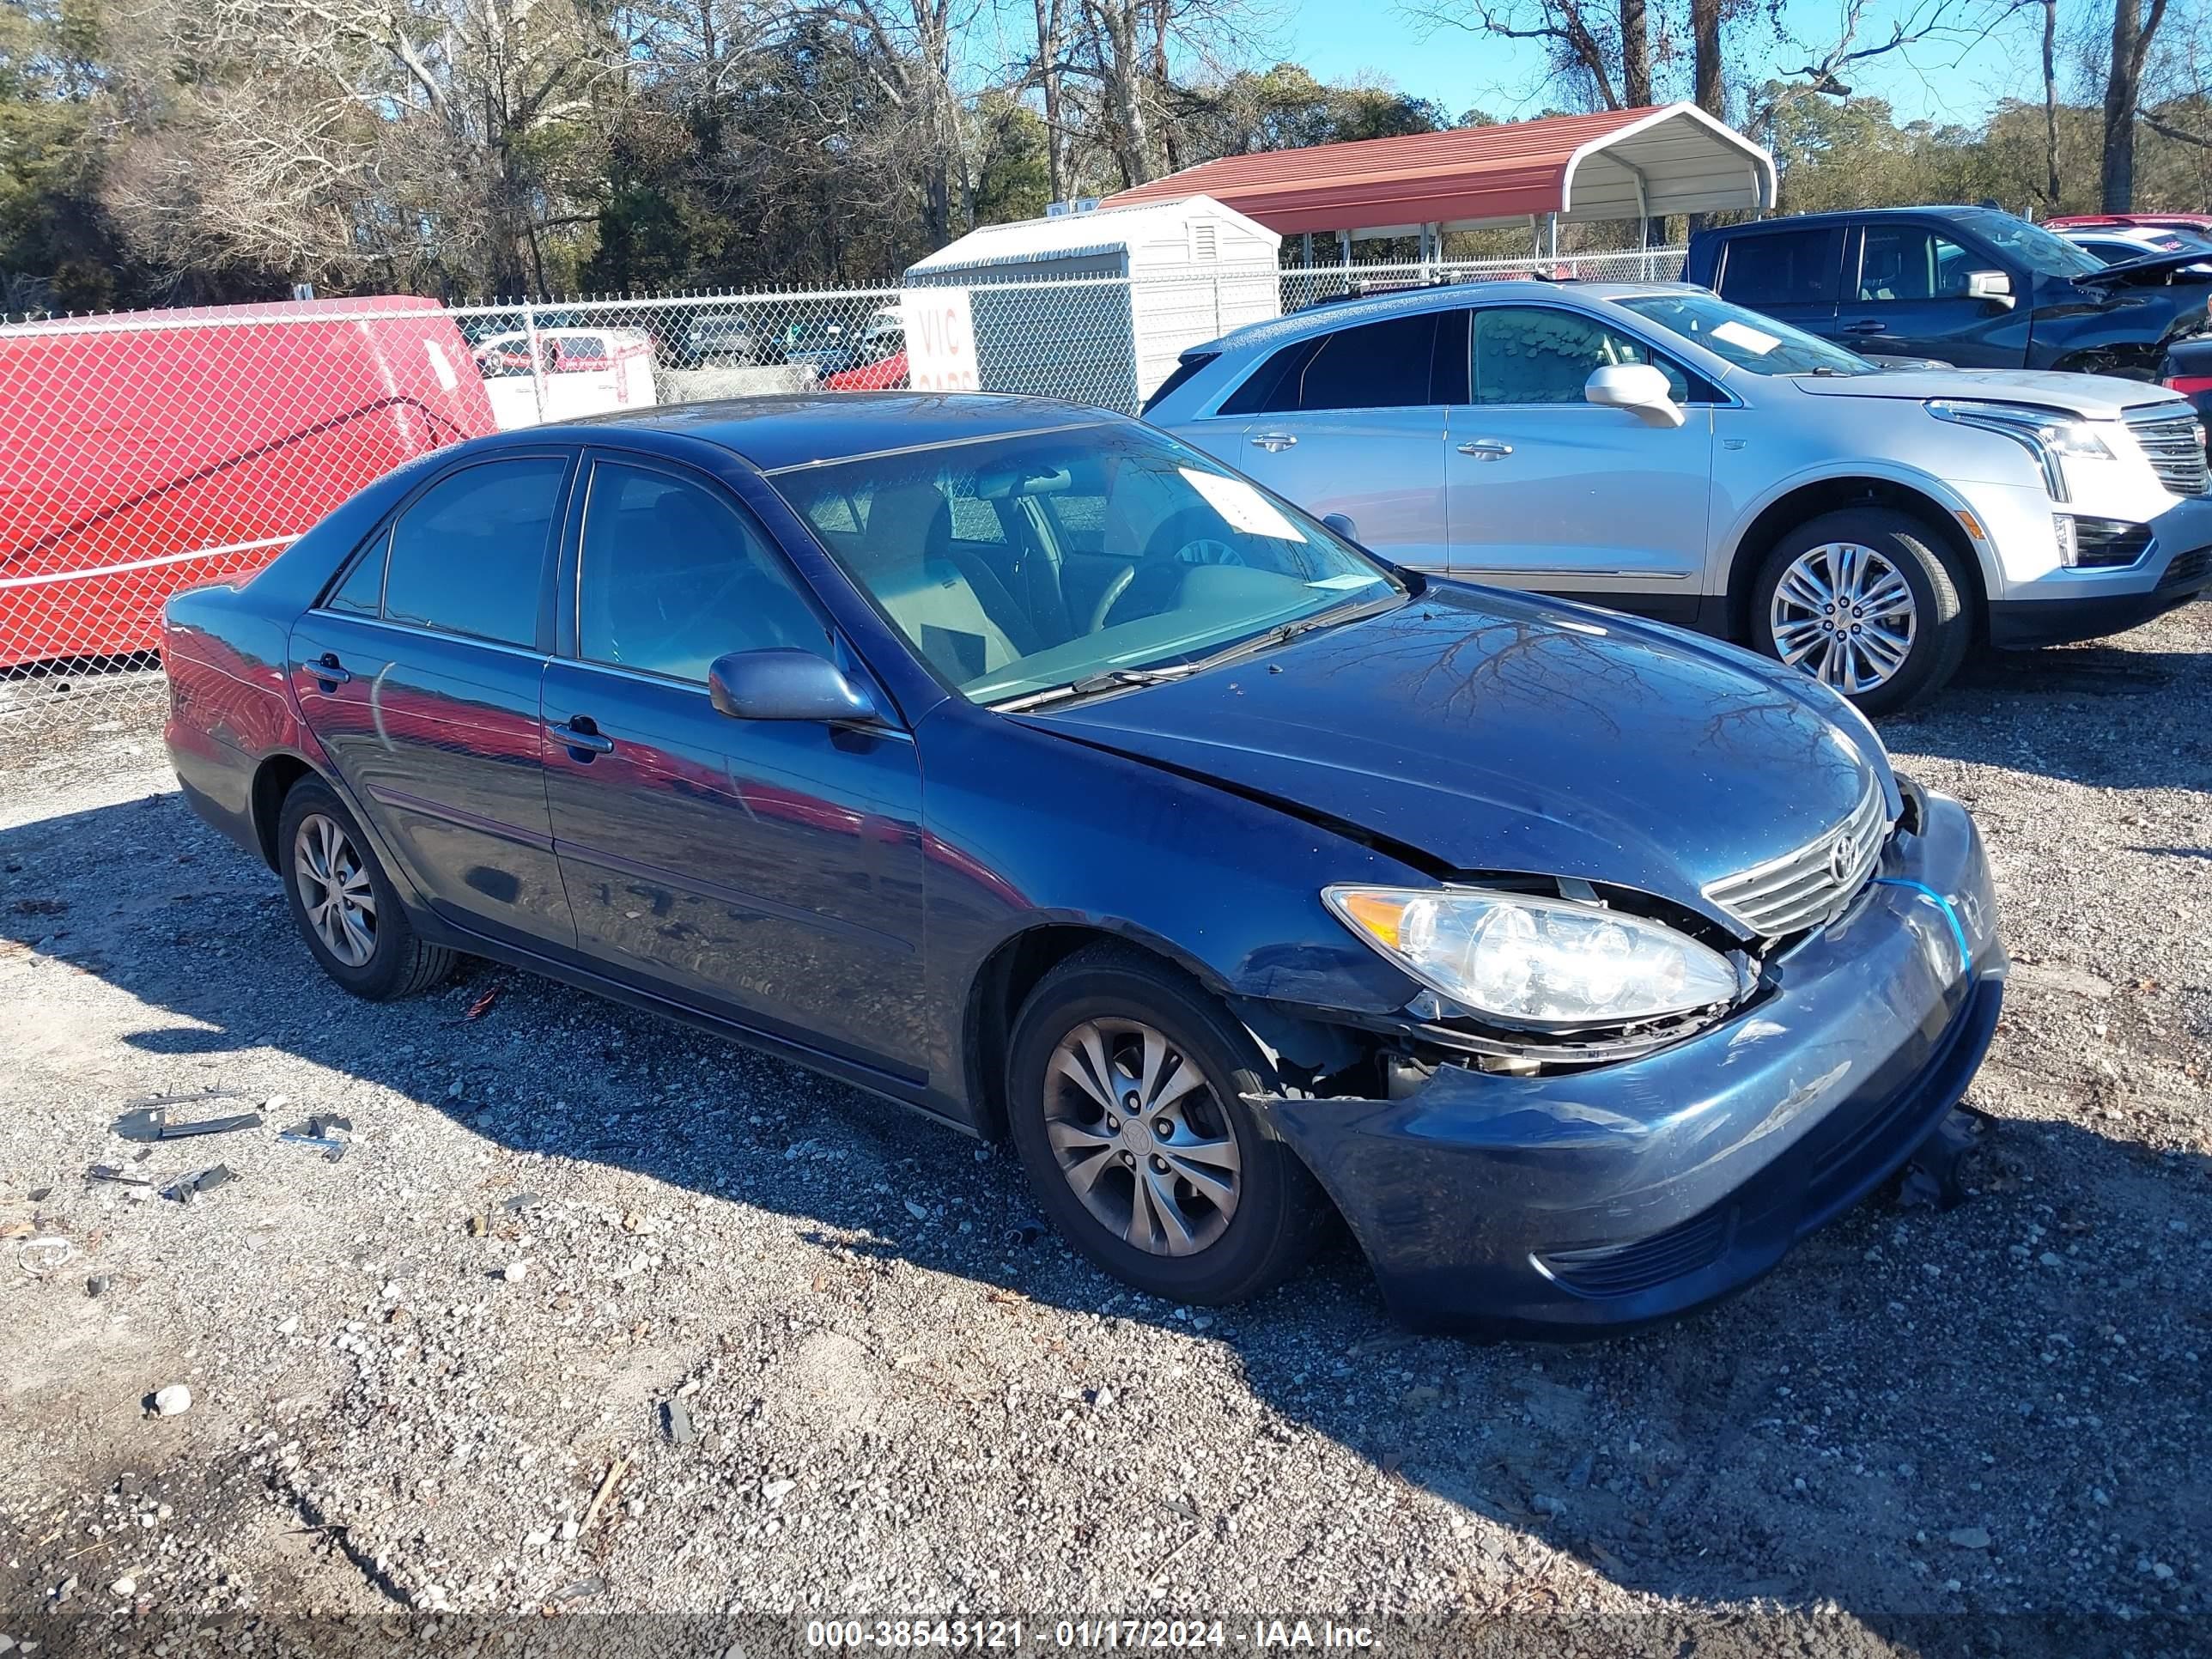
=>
[1042,1018,1242,1257]
[1769,541,1917,696]
[292,813,377,969]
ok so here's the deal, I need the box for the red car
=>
[1,295,493,668]
[2046,212,2212,236]
[823,347,909,392]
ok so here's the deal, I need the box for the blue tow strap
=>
[1875,878,1973,979]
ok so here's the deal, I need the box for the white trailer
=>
[902,195,1281,410]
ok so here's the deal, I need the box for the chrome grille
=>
[2126,404,2210,496]
[1704,781,1889,939]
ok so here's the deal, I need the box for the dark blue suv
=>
[1688,205,2212,375]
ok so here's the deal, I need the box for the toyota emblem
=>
[1827,838,1854,884]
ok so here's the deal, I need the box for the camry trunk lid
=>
[1016,584,1884,935]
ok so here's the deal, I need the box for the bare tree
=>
[2041,0,2062,205]
[1400,0,1632,111]
[811,0,988,241]
[2100,0,2170,210]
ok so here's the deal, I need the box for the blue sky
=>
[1277,0,2047,128]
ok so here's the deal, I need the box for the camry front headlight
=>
[1324,884,1742,1030]
[1927,399,2113,501]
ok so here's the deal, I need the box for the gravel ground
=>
[1,605,2208,1658]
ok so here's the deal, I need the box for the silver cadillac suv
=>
[1143,281,2212,711]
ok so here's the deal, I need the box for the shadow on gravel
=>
[1880,636,2212,790]
[4,781,2209,1638]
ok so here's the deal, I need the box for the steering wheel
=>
[1086,564,1135,635]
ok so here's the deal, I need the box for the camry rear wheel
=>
[1006,946,1326,1304]
[1752,508,1972,714]
[276,779,458,1001]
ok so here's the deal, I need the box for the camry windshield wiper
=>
[989,664,1197,714]
[990,594,1400,714]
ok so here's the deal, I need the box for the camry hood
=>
[1018,585,1888,936]
[1790,367,2182,418]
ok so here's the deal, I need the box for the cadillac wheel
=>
[1006,948,1325,1304]
[1752,508,1972,714]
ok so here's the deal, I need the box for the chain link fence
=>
[0,248,1684,753]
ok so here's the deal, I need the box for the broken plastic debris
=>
[162,1165,237,1202]
[1900,1103,1992,1212]
[88,1164,153,1188]
[277,1133,347,1162]
[114,1105,263,1143]
[463,986,501,1021]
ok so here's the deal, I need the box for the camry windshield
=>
[1963,210,2106,279]
[1619,292,1877,377]
[771,424,1401,708]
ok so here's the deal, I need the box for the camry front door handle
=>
[1456,440,1513,460]
[1249,432,1297,453]
[1843,319,1888,335]
[547,716,614,757]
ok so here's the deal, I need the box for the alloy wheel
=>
[1042,1017,1243,1257]
[1768,540,1918,696]
[293,812,377,969]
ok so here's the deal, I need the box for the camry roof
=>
[563,392,1115,471]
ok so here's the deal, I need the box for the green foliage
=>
[1765,86,2211,220]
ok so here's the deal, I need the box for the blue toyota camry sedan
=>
[161,393,2005,1332]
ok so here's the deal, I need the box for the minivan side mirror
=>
[1966,270,2015,309]
[1321,512,1360,542]
[1584,362,1686,428]
[708,649,882,725]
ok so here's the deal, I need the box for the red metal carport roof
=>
[1104,103,1775,235]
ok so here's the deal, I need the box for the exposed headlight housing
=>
[1927,399,2114,501]
[1324,884,1744,1033]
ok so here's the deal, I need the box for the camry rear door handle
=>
[1249,432,1297,453]
[1842,320,1888,335]
[1456,440,1513,460]
[304,653,352,687]
[547,716,614,757]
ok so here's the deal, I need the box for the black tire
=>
[276,777,458,1001]
[1749,507,1973,715]
[1005,945,1327,1304]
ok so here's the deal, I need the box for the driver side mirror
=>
[1321,512,1360,543]
[708,649,882,725]
[1966,270,2015,309]
[1584,362,1686,429]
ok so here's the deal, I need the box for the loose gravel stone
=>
[3,606,2210,1649]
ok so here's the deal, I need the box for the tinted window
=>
[1229,312,1451,414]
[1139,351,1218,413]
[325,531,388,617]
[1471,307,1690,404]
[1856,226,1976,301]
[1717,228,1842,306]
[1294,313,1440,410]
[578,462,826,683]
[381,457,566,646]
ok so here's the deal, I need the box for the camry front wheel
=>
[1006,946,1326,1304]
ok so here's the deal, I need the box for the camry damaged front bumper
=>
[1250,788,2006,1334]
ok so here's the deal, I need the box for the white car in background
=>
[473,327,659,428]
[2057,225,2212,275]
[1144,280,2212,712]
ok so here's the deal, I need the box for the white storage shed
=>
[902,195,1281,410]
